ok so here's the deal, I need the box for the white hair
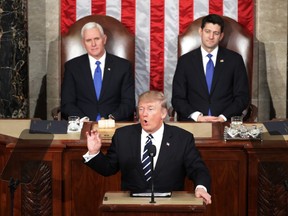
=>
[81,22,105,38]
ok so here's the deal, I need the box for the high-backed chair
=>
[175,15,257,122]
[52,15,135,120]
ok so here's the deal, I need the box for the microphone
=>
[148,144,156,203]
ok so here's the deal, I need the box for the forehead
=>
[203,23,221,31]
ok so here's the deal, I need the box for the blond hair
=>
[138,90,167,109]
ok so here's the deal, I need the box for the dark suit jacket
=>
[85,123,211,193]
[61,52,135,121]
[172,46,250,121]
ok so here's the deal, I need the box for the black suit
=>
[61,52,135,121]
[85,123,211,193]
[172,46,250,121]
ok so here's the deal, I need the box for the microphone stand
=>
[148,145,156,204]
[150,155,156,203]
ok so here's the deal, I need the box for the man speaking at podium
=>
[83,90,212,205]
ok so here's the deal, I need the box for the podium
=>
[99,191,205,216]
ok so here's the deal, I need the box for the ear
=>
[219,32,224,41]
[103,34,107,45]
[198,27,203,36]
[161,108,168,120]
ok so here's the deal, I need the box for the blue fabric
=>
[142,134,153,182]
[206,54,214,116]
[94,61,102,121]
[94,61,102,99]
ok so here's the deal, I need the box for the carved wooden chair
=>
[171,15,257,122]
[52,15,135,120]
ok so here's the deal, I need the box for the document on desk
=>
[130,191,172,197]
[263,121,288,135]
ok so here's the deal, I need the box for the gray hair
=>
[81,22,105,38]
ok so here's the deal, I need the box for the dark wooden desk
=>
[0,120,287,216]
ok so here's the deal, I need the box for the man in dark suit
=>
[61,22,135,121]
[83,90,212,205]
[172,14,250,122]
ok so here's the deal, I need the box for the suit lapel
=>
[194,48,210,96]
[99,53,114,99]
[154,124,174,176]
[82,54,98,100]
[131,124,146,178]
[210,47,225,95]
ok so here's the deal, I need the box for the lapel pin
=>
[220,59,224,62]
[166,142,170,146]
[108,68,111,71]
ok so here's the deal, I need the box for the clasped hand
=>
[197,115,225,122]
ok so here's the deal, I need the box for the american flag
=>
[61,0,254,106]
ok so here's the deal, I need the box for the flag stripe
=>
[179,0,194,34]
[150,0,165,91]
[76,0,91,20]
[106,0,121,20]
[135,1,150,97]
[164,0,179,104]
[209,0,223,15]
[61,0,76,34]
[91,0,106,15]
[121,0,136,34]
[223,0,238,20]
[61,0,254,106]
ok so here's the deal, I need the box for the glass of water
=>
[68,116,80,131]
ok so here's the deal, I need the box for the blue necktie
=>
[142,134,153,182]
[206,54,214,116]
[94,61,102,121]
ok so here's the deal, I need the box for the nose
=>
[208,32,214,39]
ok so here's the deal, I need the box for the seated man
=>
[83,90,212,205]
[61,22,135,121]
[172,14,250,122]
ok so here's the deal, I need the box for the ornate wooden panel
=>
[258,162,288,216]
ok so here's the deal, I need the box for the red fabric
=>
[209,0,223,15]
[91,0,106,15]
[238,0,254,34]
[121,0,136,34]
[179,0,194,34]
[61,0,76,34]
[150,0,165,92]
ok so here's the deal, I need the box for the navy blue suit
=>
[85,123,211,193]
[61,53,135,121]
[172,46,250,121]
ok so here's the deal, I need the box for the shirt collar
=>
[141,123,164,140]
[200,46,218,59]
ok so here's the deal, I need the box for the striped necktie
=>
[142,134,153,182]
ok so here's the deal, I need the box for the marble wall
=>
[0,0,29,118]
[22,0,288,120]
